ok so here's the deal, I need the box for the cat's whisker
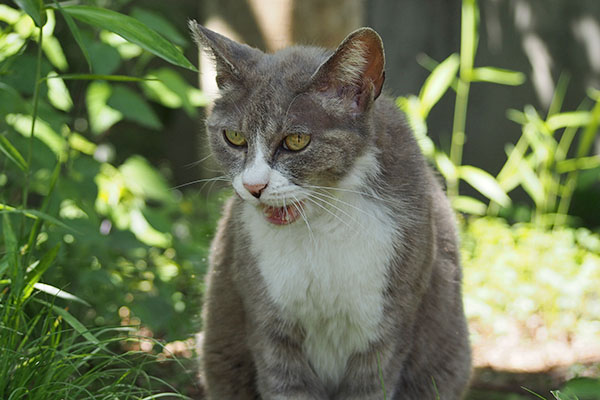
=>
[183,153,215,169]
[305,193,363,231]
[303,184,391,204]
[291,194,315,245]
[305,197,354,230]
[307,189,380,222]
[170,176,230,190]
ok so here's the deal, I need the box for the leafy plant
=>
[1,0,213,340]
[0,1,210,397]
[521,377,600,400]
[492,83,600,228]
[1,213,190,399]
[398,0,600,227]
[398,0,524,216]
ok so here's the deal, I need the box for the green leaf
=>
[60,6,197,71]
[471,67,526,86]
[2,213,19,271]
[142,68,199,116]
[0,256,8,277]
[12,0,46,27]
[44,73,153,82]
[435,151,458,181]
[107,85,162,129]
[561,377,600,399]
[2,214,21,294]
[42,35,68,72]
[451,195,487,215]
[33,282,91,306]
[0,82,29,116]
[34,298,103,347]
[0,204,79,233]
[0,134,28,172]
[53,0,92,72]
[547,111,591,131]
[556,156,600,173]
[551,390,578,400]
[119,155,175,204]
[418,53,459,117]
[576,98,600,158]
[86,81,123,134]
[459,165,511,207]
[22,244,60,301]
[459,0,478,76]
[130,7,187,47]
[547,73,570,118]
[516,158,545,208]
[506,108,527,125]
[5,114,65,156]
[523,124,556,165]
[46,72,73,111]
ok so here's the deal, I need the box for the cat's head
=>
[190,22,385,226]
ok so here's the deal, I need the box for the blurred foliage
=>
[0,0,215,344]
[461,216,600,344]
[398,0,600,227]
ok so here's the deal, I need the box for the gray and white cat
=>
[190,21,471,400]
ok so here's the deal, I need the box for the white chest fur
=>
[243,193,397,386]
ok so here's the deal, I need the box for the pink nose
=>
[243,183,267,198]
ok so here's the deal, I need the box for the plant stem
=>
[555,98,600,226]
[20,26,44,235]
[449,78,470,198]
[449,0,477,198]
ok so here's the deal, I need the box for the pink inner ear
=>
[359,35,385,100]
[312,28,385,113]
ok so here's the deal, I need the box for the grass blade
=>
[376,351,387,400]
[33,298,104,348]
[21,244,60,301]
[59,6,197,71]
[2,214,19,268]
[33,283,91,307]
[522,386,549,399]
[0,134,28,172]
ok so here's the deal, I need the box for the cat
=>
[190,21,471,400]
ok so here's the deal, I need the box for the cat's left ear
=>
[310,27,385,114]
[189,20,260,89]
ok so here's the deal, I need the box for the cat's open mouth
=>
[262,202,303,225]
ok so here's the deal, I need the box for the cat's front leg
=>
[249,327,329,400]
[334,343,404,400]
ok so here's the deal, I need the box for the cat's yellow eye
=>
[283,133,311,151]
[224,129,247,146]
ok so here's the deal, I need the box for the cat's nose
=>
[243,183,267,198]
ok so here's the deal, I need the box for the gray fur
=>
[190,20,471,399]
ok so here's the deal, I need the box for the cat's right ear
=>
[189,21,260,89]
[309,27,385,115]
